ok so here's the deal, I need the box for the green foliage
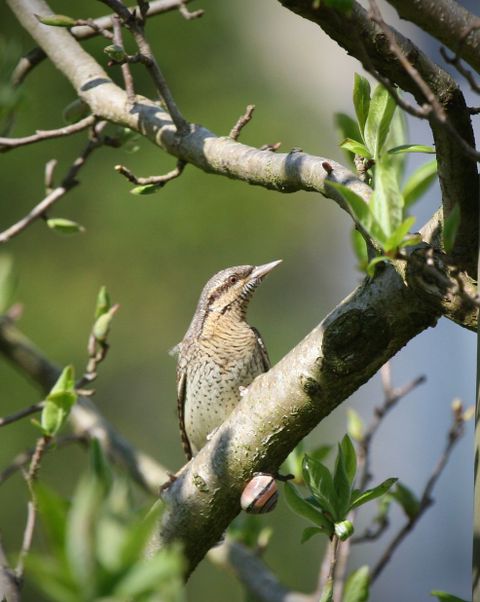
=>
[282,440,332,484]
[431,591,469,602]
[343,566,370,602]
[0,253,15,313]
[95,285,111,319]
[284,435,397,542]
[36,14,77,27]
[390,482,420,520]
[29,441,185,602]
[104,44,128,63]
[228,514,273,550]
[39,365,77,436]
[333,76,439,275]
[130,184,161,195]
[46,218,85,235]
[346,408,365,442]
[93,304,118,342]
[443,204,461,254]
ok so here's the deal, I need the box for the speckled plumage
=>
[175,262,281,459]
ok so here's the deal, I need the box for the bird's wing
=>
[176,363,193,460]
[251,326,271,372]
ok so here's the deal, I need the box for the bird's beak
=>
[250,259,283,280]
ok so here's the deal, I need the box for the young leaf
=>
[431,591,469,602]
[351,229,368,272]
[366,255,390,277]
[284,482,334,534]
[388,144,435,155]
[37,14,77,27]
[372,153,404,236]
[340,138,372,159]
[41,365,77,436]
[443,204,460,254]
[333,443,353,518]
[327,181,386,245]
[47,218,85,235]
[391,482,420,519]
[303,455,338,519]
[35,483,70,554]
[347,408,364,442]
[340,434,357,485]
[383,216,416,253]
[353,73,371,137]
[93,305,119,342]
[310,444,333,464]
[343,566,370,602]
[95,286,111,319]
[130,184,160,195]
[364,84,396,158]
[350,477,398,510]
[402,160,437,208]
[301,526,323,543]
[335,113,361,165]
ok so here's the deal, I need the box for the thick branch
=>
[386,0,480,76]
[277,0,478,276]
[0,316,168,494]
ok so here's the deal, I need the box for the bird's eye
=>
[228,275,238,285]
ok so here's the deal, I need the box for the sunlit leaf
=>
[340,138,372,158]
[303,455,338,519]
[372,153,404,236]
[353,73,371,137]
[130,184,160,195]
[366,255,390,277]
[388,144,435,155]
[364,84,396,158]
[284,482,333,534]
[41,365,77,436]
[350,477,398,509]
[402,160,437,208]
[347,408,364,442]
[431,591,469,602]
[343,566,370,602]
[383,216,416,252]
[47,218,85,235]
[334,519,354,540]
[443,204,460,254]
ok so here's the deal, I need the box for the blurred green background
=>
[0,1,476,601]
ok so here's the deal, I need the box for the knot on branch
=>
[322,308,391,376]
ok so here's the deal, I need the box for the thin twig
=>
[0,402,43,427]
[0,122,106,244]
[111,14,136,103]
[440,47,480,94]
[178,0,204,20]
[370,400,469,582]
[229,105,255,140]
[99,0,189,133]
[0,115,95,153]
[115,159,186,186]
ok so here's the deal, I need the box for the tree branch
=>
[277,0,478,276]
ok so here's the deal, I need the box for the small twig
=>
[0,402,43,427]
[111,14,136,103]
[371,400,469,582]
[440,47,480,94]
[0,122,107,244]
[229,105,255,140]
[0,115,95,153]
[99,0,189,133]
[259,142,282,152]
[74,17,114,40]
[468,106,480,115]
[178,0,204,20]
[15,434,51,581]
[115,159,186,187]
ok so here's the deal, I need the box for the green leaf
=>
[335,113,362,166]
[372,153,404,236]
[391,482,420,519]
[351,229,368,272]
[35,483,70,554]
[303,455,338,519]
[319,578,334,602]
[340,138,372,158]
[402,160,437,208]
[301,526,323,543]
[26,555,79,602]
[340,435,357,485]
[350,477,398,510]
[41,366,77,436]
[388,144,436,155]
[347,408,364,442]
[366,255,390,277]
[364,84,396,158]
[431,591,469,602]
[130,184,160,195]
[334,519,354,540]
[384,108,407,182]
[37,14,77,27]
[343,566,370,602]
[46,218,85,235]
[353,73,371,137]
[383,216,416,252]
[443,204,461,254]
[310,445,333,464]
[333,442,352,518]
[284,482,334,534]
[0,254,15,314]
[90,438,112,491]
[93,304,119,342]
[327,181,386,245]
[94,285,111,319]
[119,501,164,567]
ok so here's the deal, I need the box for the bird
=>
[174,260,282,460]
